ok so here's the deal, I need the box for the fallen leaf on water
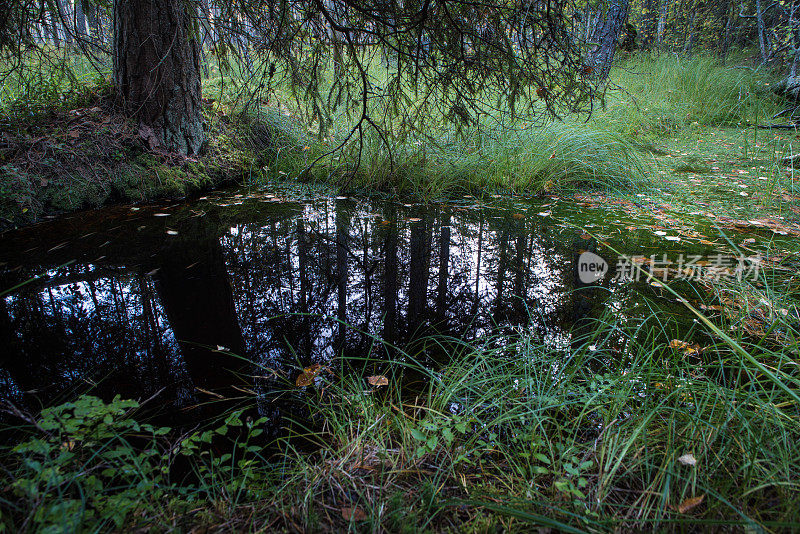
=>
[296,364,323,387]
[367,375,389,387]
[669,340,703,356]
[512,213,524,220]
[678,453,697,466]
[341,506,367,521]
[677,494,705,514]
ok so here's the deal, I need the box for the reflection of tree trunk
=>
[138,274,169,383]
[383,210,399,344]
[0,292,52,396]
[297,219,311,358]
[436,211,451,321]
[512,231,527,320]
[471,213,484,317]
[493,228,509,313]
[408,216,431,329]
[155,234,245,392]
[335,200,351,350]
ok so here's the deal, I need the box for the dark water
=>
[0,188,713,432]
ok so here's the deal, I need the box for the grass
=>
[2,48,800,530]
[2,288,798,531]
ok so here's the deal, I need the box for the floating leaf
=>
[367,375,389,387]
[341,506,367,521]
[678,453,697,466]
[296,364,323,387]
[512,213,524,220]
[677,494,705,513]
[669,339,703,356]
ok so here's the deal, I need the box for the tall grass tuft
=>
[601,54,781,136]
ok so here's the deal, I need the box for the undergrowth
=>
[2,290,798,531]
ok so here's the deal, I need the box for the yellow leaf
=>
[367,375,389,387]
[296,364,323,387]
[677,494,705,513]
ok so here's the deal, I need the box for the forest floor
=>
[2,55,800,531]
[0,87,273,230]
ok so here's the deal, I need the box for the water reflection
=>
[0,195,648,425]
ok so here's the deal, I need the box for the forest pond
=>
[0,187,719,432]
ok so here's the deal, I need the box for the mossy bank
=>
[0,85,277,230]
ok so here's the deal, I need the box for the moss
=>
[0,97,289,230]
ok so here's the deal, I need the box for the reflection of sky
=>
[2,269,190,403]
[0,197,642,409]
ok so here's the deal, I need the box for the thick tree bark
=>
[587,0,630,81]
[113,0,204,155]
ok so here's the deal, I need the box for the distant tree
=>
[2,0,602,156]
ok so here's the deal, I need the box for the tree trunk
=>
[48,1,62,46]
[74,0,87,38]
[85,1,103,42]
[756,0,769,62]
[719,2,735,61]
[587,0,630,81]
[641,0,659,48]
[656,0,671,48]
[683,10,696,55]
[113,0,204,155]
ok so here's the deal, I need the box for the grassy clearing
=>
[600,54,781,137]
[0,51,788,225]
[3,293,798,531]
